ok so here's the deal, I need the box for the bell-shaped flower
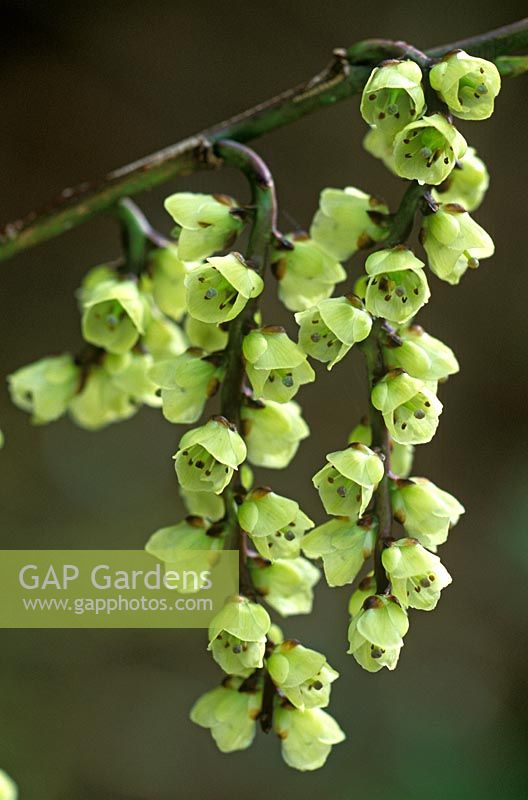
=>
[347,594,409,672]
[371,369,442,445]
[393,113,467,185]
[9,354,80,424]
[267,640,338,710]
[271,234,346,312]
[147,245,189,321]
[185,316,229,352]
[429,50,501,121]
[174,416,246,495]
[273,704,345,771]
[241,400,309,469]
[238,487,314,560]
[208,595,270,676]
[142,311,187,358]
[149,349,221,424]
[180,487,225,522]
[382,538,452,610]
[432,147,489,211]
[302,515,377,587]
[361,60,426,140]
[312,443,384,518]
[296,295,372,369]
[0,771,17,800]
[383,324,459,382]
[364,246,430,324]
[190,675,262,753]
[164,192,245,260]
[185,253,263,323]
[391,477,465,550]
[81,276,147,354]
[310,186,389,260]
[104,351,161,407]
[68,363,137,430]
[421,204,494,285]
[363,127,397,173]
[243,327,314,403]
[249,557,320,616]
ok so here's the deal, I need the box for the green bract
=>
[267,641,338,711]
[190,676,262,753]
[393,113,467,185]
[208,595,270,676]
[313,443,384,518]
[174,416,246,494]
[0,771,17,800]
[429,50,501,121]
[241,400,309,469]
[243,327,315,403]
[364,246,430,324]
[383,324,459,382]
[271,235,346,312]
[238,488,314,560]
[361,60,426,139]
[371,370,442,445]
[432,147,489,211]
[363,127,397,173]
[273,705,345,771]
[310,186,389,260]
[147,245,189,320]
[296,295,372,369]
[185,252,264,323]
[184,316,229,352]
[302,516,377,587]
[149,349,221,424]
[421,204,495,285]
[164,192,245,260]
[391,477,465,550]
[382,538,452,610]
[8,354,79,424]
[81,277,147,354]
[347,594,409,672]
[249,557,320,616]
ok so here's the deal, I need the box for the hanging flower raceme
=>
[80,274,148,355]
[391,477,465,550]
[207,595,271,677]
[249,556,321,616]
[302,515,377,587]
[146,245,189,321]
[296,295,372,369]
[241,399,309,469]
[393,113,467,185]
[8,354,80,424]
[266,640,338,710]
[381,538,452,611]
[420,203,495,285]
[242,327,315,403]
[164,192,246,260]
[364,247,430,324]
[383,324,459,382]
[237,487,314,560]
[174,416,246,494]
[432,147,489,212]
[347,594,409,672]
[429,50,501,121]
[360,60,426,140]
[271,234,346,311]
[313,443,384,517]
[149,349,222,424]
[185,252,264,323]
[310,186,389,260]
[371,369,442,445]
[190,675,263,753]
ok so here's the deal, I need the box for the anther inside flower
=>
[360,60,426,140]
[364,246,430,324]
[371,370,442,445]
[185,252,264,323]
[296,295,372,369]
[393,113,467,184]
[429,50,501,121]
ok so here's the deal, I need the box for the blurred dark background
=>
[1,2,527,798]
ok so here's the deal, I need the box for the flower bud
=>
[393,113,467,185]
[383,324,459,381]
[185,253,263,323]
[190,675,262,752]
[0,771,17,800]
[249,557,320,616]
[296,295,372,369]
[371,370,442,445]
[347,594,409,672]
[9,354,79,424]
[390,441,414,478]
[241,400,309,469]
[310,187,389,260]
[347,418,372,446]
[184,316,229,352]
[149,349,221,424]
[243,327,315,403]
[164,192,245,261]
[81,277,147,354]
[302,516,377,586]
[421,204,494,285]
[432,147,489,211]
[267,640,338,710]
[147,245,189,321]
[364,246,430,324]
[361,60,426,139]
[382,538,452,610]
[174,416,246,494]
[208,595,271,676]
[313,443,384,518]
[391,477,465,549]
[429,50,501,121]
[273,705,345,771]
[238,488,314,560]
[271,235,346,312]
